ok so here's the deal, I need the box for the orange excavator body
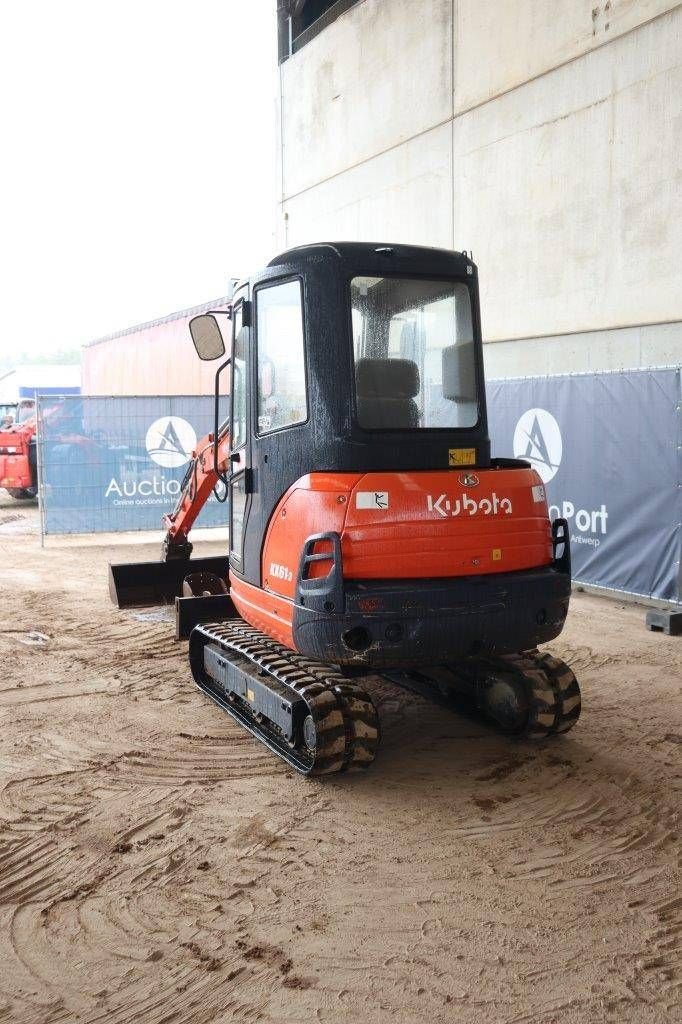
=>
[108,243,580,774]
[251,467,553,649]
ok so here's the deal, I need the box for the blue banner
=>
[38,395,229,534]
[486,367,681,603]
[38,372,681,603]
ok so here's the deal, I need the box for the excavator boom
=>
[161,426,231,559]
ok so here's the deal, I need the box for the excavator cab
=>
[110,243,580,776]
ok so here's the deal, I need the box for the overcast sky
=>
[0,1,278,361]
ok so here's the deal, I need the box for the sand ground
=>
[0,493,680,1024]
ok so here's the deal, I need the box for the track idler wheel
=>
[479,672,530,734]
[479,650,581,739]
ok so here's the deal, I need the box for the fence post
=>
[37,395,45,548]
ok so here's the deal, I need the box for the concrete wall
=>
[278,0,682,374]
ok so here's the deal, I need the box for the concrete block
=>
[646,609,682,636]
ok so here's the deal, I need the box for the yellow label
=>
[449,447,476,467]
[492,548,502,561]
[246,688,255,702]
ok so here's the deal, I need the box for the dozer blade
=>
[108,556,230,608]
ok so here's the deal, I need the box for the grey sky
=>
[0,1,278,360]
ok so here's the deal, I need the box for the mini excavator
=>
[110,243,581,775]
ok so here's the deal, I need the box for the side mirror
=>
[189,312,230,361]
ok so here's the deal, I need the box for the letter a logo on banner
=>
[513,408,563,483]
[145,416,197,468]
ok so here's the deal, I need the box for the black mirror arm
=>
[214,356,231,486]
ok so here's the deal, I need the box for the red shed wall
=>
[81,298,231,396]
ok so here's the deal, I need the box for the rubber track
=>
[190,621,379,776]
[401,649,581,740]
[524,649,582,736]
[486,649,582,738]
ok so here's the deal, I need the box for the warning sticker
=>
[448,448,476,467]
[355,491,389,510]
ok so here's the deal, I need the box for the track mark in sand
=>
[551,639,682,674]
[0,765,102,831]
[0,778,193,910]
[0,513,23,525]
[0,679,119,705]
[0,834,70,906]
[548,642,617,671]
[113,732,283,785]
[3,893,264,1024]
[475,755,528,782]
[72,620,174,647]
[109,794,191,858]
[632,893,682,1002]
[232,814,278,851]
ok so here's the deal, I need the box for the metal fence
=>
[37,395,228,535]
[486,365,681,603]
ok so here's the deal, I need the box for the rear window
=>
[350,276,478,430]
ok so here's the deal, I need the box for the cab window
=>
[351,276,478,430]
[256,280,307,434]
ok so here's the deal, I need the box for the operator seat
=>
[355,358,420,430]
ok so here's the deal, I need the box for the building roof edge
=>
[83,292,235,349]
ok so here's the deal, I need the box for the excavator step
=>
[109,555,230,608]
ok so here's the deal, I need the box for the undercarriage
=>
[189,618,581,776]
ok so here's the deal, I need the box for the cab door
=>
[228,290,251,573]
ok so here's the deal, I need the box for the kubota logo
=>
[145,416,197,468]
[427,492,513,518]
[513,408,562,483]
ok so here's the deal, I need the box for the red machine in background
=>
[0,399,38,499]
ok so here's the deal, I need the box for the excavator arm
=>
[109,424,235,635]
[161,424,231,560]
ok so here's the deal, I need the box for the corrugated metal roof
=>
[83,288,236,349]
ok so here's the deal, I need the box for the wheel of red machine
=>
[6,487,35,500]
[479,671,531,734]
[303,714,316,750]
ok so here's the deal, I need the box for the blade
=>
[108,556,230,608]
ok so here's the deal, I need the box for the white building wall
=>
[278,0,682,376]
